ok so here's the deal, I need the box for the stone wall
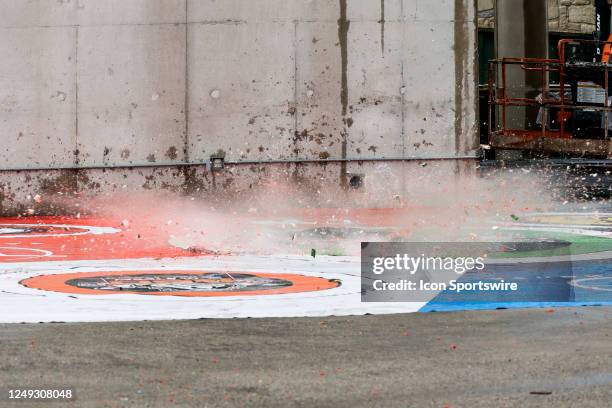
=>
[478,0,496,28]
[479,0,596,33]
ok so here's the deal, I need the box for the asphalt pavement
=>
[1,307,610,407]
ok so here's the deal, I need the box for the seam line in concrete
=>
[0,18,451,30]
[74,25,80,168]
[184,0,190,163]
[293,19,299,158]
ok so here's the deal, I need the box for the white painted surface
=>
[0,255,424,323]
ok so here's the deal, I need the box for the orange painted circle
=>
[20,270,340,297]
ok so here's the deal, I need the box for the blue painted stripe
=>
[420,301,612,313]
[419,258,612,312]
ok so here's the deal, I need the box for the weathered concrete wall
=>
[0,0,478,213]
[479,0,596,33]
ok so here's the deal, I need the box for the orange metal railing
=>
[488,39,612,148]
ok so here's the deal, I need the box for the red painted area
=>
[241,207,429,230]
[21,270,340,297]
[0,208,426,262]
[0,216,195,262]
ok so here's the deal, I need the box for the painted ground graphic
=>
[0,210,610,322]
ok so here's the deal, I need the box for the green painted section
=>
[492,229,612,259]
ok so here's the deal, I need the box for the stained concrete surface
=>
[0,307,610,407]
[0,0,478,169]
[0,0,478,206]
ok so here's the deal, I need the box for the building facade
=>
[479,0,596,34]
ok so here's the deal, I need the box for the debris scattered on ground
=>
[530,391,552,395]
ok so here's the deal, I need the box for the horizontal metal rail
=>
[489,41,612,149]
[0,155,481,172]
[495,99,612,111]
[480,158,612,168]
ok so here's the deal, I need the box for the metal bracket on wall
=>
[210,155,225,171]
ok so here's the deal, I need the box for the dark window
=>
[478,28,495,85]
[548,32,592,84]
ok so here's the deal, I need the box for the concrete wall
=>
[0,0,478,213]
[480,0,596,33]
